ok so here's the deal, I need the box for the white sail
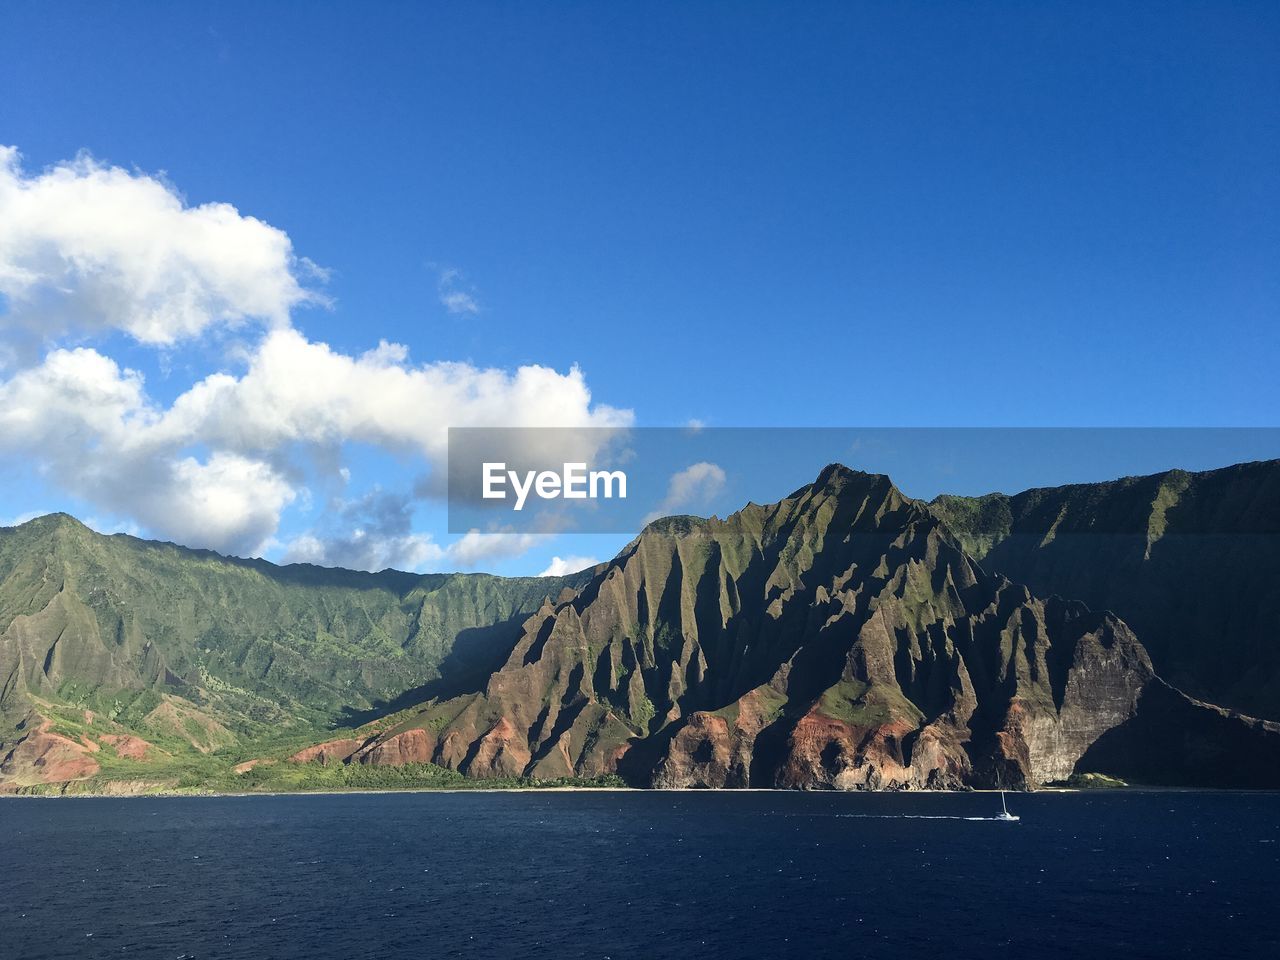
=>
[997,790,1019,822]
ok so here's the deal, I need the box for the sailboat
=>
[996,790,1020,822]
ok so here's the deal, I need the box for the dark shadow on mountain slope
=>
[334,612,532,728]
[1075,679,1280,789]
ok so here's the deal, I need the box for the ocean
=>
[3,790,1278,959]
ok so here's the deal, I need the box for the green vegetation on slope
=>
[929,459,1280,718]
[0,514,590,786]
[5,458,1280,794]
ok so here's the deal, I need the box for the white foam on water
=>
[773,813,1012,821]
[839,814,1010,821]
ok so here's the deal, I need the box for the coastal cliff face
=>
[4,462,1279,793]
[930,459,1280,720]
[352,467,1229,789]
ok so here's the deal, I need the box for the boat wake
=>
[773,813,1016,822]
[839,814,1014,822]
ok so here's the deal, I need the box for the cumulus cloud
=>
[157,327,630,465]
[0,146,319,350]
[537,555,601,577]
[642,461,728,524]
[0,333,629,557]
[0,346,296,554]
[0,146,632,566]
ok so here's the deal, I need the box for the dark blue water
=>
[3,790,1278,959]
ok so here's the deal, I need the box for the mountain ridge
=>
[0,514,593,790]
[929,457,1280,717]
[4,460,1279,793]
[310,463,1280,792]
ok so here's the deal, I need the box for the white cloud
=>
[436,266,480,315]
[537,555,601,577]
[643,461,728,524]
[81,516,142,537]
[0,146,320,350]
[2,509,51,528]
[158,327,631,466]
[0,346,297,555]
[0,147,632,564]
[155,453,298,552]
[282,529,554,575]
[445,530,549,568]
[441,290,479,315]
[0,334,629,558]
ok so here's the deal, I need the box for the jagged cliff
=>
[930,459,1280,719]
[350,466,1280,789]
[5,462,1279,793]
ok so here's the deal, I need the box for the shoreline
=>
[3,784,1265,800]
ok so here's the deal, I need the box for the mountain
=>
[344,466,1280,790]
[930,459,1280,719]
[0,514,589,789]
[4,463,1279,794]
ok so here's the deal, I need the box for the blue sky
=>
[0,1,1277,574]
